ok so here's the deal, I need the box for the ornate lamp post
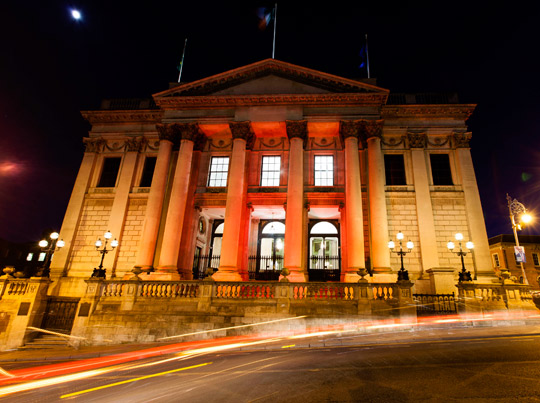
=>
[388,231,414,281]
[447,233,474,282]
[37,232,65,277]
[507,194,532,284]
[92,230,118,278]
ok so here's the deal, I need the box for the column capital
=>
[407,131,427,148]
[453,131,472,148]
[83,137,106,153]
[339,120,361,140]
[229,121,255,150]
[285,120,308,144]
[361,119,384,140]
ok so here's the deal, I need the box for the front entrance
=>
[249,220,284,280]
[41,297,79,333]
[308,220,341,282]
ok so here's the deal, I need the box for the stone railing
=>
[457,282,537,312]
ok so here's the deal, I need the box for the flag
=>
[257,7,275,30]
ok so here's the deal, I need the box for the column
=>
[340,120,365,282]
[104,138,141,276]
[213,122,252,281]
[409,132,440,274]
[50,138,103,279]
[365,121,392,273]
[283,120,307,282]
[453,132,496,281]
[156,123,199,280]
[133,126,174,271]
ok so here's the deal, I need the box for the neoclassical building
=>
[49,59,495,297]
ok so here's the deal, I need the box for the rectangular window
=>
[97,157,122,187]
[208,157,230,187]
[533,253,540,267]
[314,155,334,186]
[139,156,157,187]
[38,252,46,262]
[492,253,500,267]
[261,156,281,186]
[430,154,453,185]
[26,253,33,261]
[384,154,406,185]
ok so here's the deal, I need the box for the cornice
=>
[154,93,388,109]
[81,110,163,124]
[381,104,476,120]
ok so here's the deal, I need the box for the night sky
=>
[1,1,539,242]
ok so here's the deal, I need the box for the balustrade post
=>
[396,280,416,321]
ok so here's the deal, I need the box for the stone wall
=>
[67,198,113,277]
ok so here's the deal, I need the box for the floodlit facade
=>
[48,58,496,297]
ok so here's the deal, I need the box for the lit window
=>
[384,154,406,185]
[430,154,453,185]
[533,253,540,267]
[261,156,281,186]
[208,157,229,187]
[97,157,122,187]
[492,253,500,267]
[38,252,46,262]
[26,253,33,261]
[139,156,157,187]
[314,156,334,186]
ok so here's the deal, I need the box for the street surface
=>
[1,323,540,402]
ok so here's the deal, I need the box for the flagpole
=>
[365,33,371,79]
[178,38,187,83]
[272,3,277,59]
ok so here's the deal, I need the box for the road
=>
[2,326,540,402]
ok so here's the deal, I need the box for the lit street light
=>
[37,231,65,277]
[507,194,532,284]
[447,233,474,282]
[92,230,118,279]
[388,231,414,281]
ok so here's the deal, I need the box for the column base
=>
[142,265,182,281]
[212,266,243,282]
[280,267,307,282]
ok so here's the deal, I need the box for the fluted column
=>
[104,138,142,277]
[133,127,174,272]
[213,122,253,281]
[365,120,392,274]
[156,123,199,280]
[283,120,307,282]
[409,132,440,274]
[453,132,495,280]
[340,121,365,282]
[50,138,103,279]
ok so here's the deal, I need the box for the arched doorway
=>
[249,220,284,280]
[308,220,341,282]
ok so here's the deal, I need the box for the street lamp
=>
[388,231,414,281]
[507,194,532,284]
[92,230,118,278]
[447,233,474,282]
[37,231,65,277]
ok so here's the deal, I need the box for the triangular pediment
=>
[154,59,388,98]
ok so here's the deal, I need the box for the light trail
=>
[60,362,212,399]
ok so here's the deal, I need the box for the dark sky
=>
[1,1,539,242]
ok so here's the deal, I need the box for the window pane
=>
[261,156,281,186]
[384,154,406,185]
[430,154,453,185]
[208,157,230,187]
[314,156,333,186]
[97,157,122,187]
[139,156,157,187]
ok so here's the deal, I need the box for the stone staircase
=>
[19,332,71,350]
